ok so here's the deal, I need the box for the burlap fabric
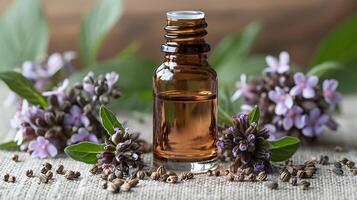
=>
[0,96,356,200]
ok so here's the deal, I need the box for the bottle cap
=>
[166,11,205,20]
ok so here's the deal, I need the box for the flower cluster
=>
[4,52,76,106]
[98,127,144,175]
[217,114,272,174]
[11,72,121,158]
[231,51,342,142]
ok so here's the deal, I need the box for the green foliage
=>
[307,61,342,77]
[248,105,260,125]
[64,142,105,164]
[310,16,357,93]
[0,71,48,106]
[100,106,125,135]
[0,0,48,70]
[79,0,123,66]
[269,136,300,162]
[0,141,19,151]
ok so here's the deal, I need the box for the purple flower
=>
[268,87,293,115]
[43,79,69,105]
[64,105,90,127]
[282,106,306,130]
[323,79,342,105]
[253,162,265,173]
[20,100,45,121]
[231,74,256,102]
[216,140,225,148]
[290,72,319,99]
[241,104,253,114]
[28,136,58,158]
[302,108,329,137]
[265,51,290,74]
[68,128,99,144]
[265,124,287,141]
[83,83,95,95]
[105,72,119,90]
[263,151,271,160]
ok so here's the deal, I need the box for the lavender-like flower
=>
[290,72,319,99]
[323,79,342,105]
[64,105,90,127]
[231,74,256,102]
[68,128,99,145]
[43,79,69,105]
[105,72,119,90]
[282,106,306,130]
[265,51,290,74]
[264,124,287,141]
[268,87,293,115]
[302,108,329,137]
[28,136,58,159]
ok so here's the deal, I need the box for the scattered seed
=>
[332,168,344,176]
[89,165,99,175]
[46,171,53,179]
[25,170,33,177]
[101,174,109,180]
[107,174,116,182]
[167,175,179,183]
[56,164,64,174]
[112,178,125,187]
[107,182,119,193]
[286,166,297,176]
[136,170,146,180]
[305,170,314,178]
[121,182,131,192]
[280,170,291,182]
[340,158,348,165]
[207,170,213,176]
[65,170,76,180]
[285,160,293,166]
[245,173,256,181]
[243,168,253,175]
[214,170,220,177]
[8,176,16,183]
[298,180,310,190]
[100,180,108,189]
[40,167,48,174]
[334,162,342,168]
[160,174,169,182]
[346,161,355,169]
[128,178,139,187]
[74,171,81,178]
[3,173,9,182]
[186,172,194,179]
[353,169,357,176]
[11,154,19,162]
[224,170,230,176]
[150,172,160,180]
[289,177,298,186]
[265,181,278,190]
[257,172,267,181]
[40,174,49,184]
[225,173,234,182]
[296,170,305,178]
[114,170,123,179]
[156,166,166,176]
[235,173,245,182]
[43,162,52,170]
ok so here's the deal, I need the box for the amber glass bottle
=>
[153,11,218,172]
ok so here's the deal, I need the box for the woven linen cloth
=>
[0,96,357,200]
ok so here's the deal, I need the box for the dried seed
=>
[46,171,53,179]
[167,175,178,183]
[295,165,305,171]
[112,178,125,187]
[107,182,119,193]
[100,180,108,189]
[340,158,348,165]
[353,169,357,176]
[243,168,253,175]
[334,162,342,168]
[150,172,160,180]
[235,173,245,182]
[101,174,109,180]
[225,173,234,182]
[156,166,166,176]
[319,155,329,165]
[11,154,19,162]
[40,167,48,174]
[186,172,194,179]
[265,181,278,190]
[285,160,293,166]
[296,170,305,178]
[206,170,213,176]
[121,183,131,192]
[280,170,291,182]
[179,173,187,181]
[257,172,267,181]
[3,173,10,182]
[245,173,256,181]
[224,170,230,176]
[114,170,123,179]
[289,177,298,186]
[8,176,16,183]
[26,170,33,177]
[304,166,316,173]
[74,171,81,179]
[136,170,146,180]
[40,174,49,183]
[286,166,297,176]
[305,170,314,178]
[43,162,52,170]
[229,164,237,173]
[300,184,309,190]
[214,170,220,176]
[298,180,310,190]
[65,170,76,180]
[107,174,116,182]
[56,165,64,174]
[346,161,355,169]
[89,165,99,175]
[332,168,344,176]
[160,174,169,182]
[166,171,176,176]
[128,178,139,187]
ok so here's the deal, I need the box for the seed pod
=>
[26,170,34,177]
[40,174,49,184]
[305,170,314,178]
[257,172,267,181]
[56,165,64,174]
[289,177,298,186]
[286,166,297,176]
[298,180,310,190]
[11,154,19,162]
[186,172,194,179]
[40,167,48,174]
[332,168,344,176]
[305,166,316,173]
[296,170,305,178]
[43,162,52,170]
[3,173,9,182]
[280,170,291,182]
[243,168,253,175]
[225,173,234,182]
[107,182,119,193]
[136,170,146,180]
[156,166,166,176]
[89,165,98,175]
[334,162,342,169]
[107,174,116,182]
[128,178,139,187]
[112,178,125,187]
[150,172,160,180]
[121,183,131,192]
[346,161,355,169]
[167,175,179,183]
[8,176,16,183]
[245,173,256,181]
[46,171,53,179]
[100,180,108,189]
[236,173,245,182]
[179,173,187,181]
[265,181,278,190]
[340,158,348,165]
[214,170,220,176]
[207,170,213,176]
[65,170,76,180]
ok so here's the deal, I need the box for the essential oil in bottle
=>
[153,11,218,173]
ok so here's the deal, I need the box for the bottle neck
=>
[164,54,209,66]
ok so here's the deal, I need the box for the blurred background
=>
[1,0,356,66]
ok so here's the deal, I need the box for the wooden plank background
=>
[1,0,357,67]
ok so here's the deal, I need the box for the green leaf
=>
[248,105,260,125]
[307,61,342,77]
[79,0,123,66]
[269,136,300,162]
[100,106,125,135]
[116,41,140,60]
[0,0,48,70]
[0,71,48,106]
[211,22,262,68]
[0,141,19,151]
[64,142,104,164]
